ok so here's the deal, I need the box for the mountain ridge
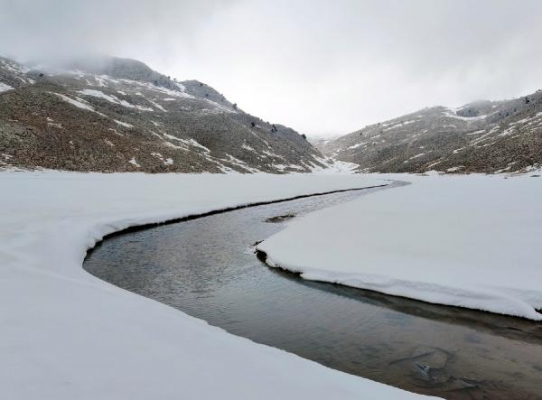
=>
[0,55,329,173]
[315,92,542,174]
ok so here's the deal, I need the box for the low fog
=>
[1,0,542,137]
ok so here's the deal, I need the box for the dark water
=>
[84,186,542,400]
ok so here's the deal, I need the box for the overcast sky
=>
[1,0,542,137]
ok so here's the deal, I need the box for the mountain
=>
[0,56,329,173]
[316,94,542,173]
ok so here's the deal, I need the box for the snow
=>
[163,141,188,150]
[204,98,237,113]
[174,82,187,92]
[0,171,433,400]
[347,142,364,150]
[147,97,168,112]
[241,143,256,152]
[262,149,286,160]
[78,89,154,112]
[258,174,542,321]
[52,93,96,112]
[114,119,133,128]
[185,138,210,153]
[443,109,489,122]
[94,76,108,87]
[452,147,465,154]
[311,159,358,175]
[223,154,260,173]
[0,82,13,93]
[426,159,443,169]
[108,128,123,136]
[384,121,415,131]
[404,153,426,163]
[162,134,210,153]
[136,81,193,99]
[272,164,294,172]
[151,152,173,165]
[128,157,141,167]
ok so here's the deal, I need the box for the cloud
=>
[1,0,542,136]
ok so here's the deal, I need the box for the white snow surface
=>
[114,119,133,128]
[0,171,432,400]
[128,157,141,167]
[312,159,359,175]
[52,92,95,112]
[0,82,13,93]
[78,89,154,112]
[258,173,542,321]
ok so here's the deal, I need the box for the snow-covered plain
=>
[0,171,434,400]
[258,173,542,320]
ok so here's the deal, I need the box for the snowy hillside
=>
[0,56,329,173]
[317,95,542,173]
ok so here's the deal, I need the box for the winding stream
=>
[84,185,542,400]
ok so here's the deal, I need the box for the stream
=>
[84,184,542,399]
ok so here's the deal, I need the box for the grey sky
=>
[1,0,542,137]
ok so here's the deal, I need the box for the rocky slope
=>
[0,56,328,173]
[317,94,542,173]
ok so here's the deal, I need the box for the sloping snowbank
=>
[258,173,542,320]
[0,171,431,400]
